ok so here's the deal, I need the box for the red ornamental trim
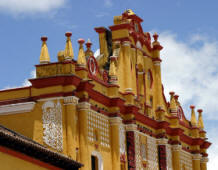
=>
[0,146,61,170]
[153,44,163,51]
[158,145,167,170]
[87,56,99,76]
[102,71,109,83]
[109,23,132,31]
[126,131,136,169]
[94,27,107,33]
[30,76,81,88]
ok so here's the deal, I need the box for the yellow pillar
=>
[138,71,144,96]
[153,60,163,109]
[192,154,201,170]
[64,96,79,160]
[130,47,137,95]
[77,102,90,170]
[200,157,208,170]
[172,145,182,170]
[122,41,132,92]
[109,117,122,170]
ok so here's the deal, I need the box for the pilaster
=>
[200,157,208,170]
[122,41,132,92]
[64,96,79,159]
[109,117,122,170]
[192,153,201,170]
[77,102,91,170]
[172,145,182,170]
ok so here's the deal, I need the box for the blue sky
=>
[0,0,217,169]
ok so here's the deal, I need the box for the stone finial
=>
[64,32,74,60]
[77,38,86,67]
[85,38,93,57]
[190,105,197,127]
[169,92,177,115]
[153,32,159,41]
[39,36,50,64]
[109,56,117,84]
[197,109,204,129]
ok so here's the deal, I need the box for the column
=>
[153,60,164,110]
[64,96,79,159]
[172,145,182,170]
[122,41,132,92]
[200,157,208,170]
[192,154,201,170]
[110,117,122,170]
[77,102,90,170]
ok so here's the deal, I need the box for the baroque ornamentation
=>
[166,145,173,170]
[88,110,110,148]
[42,100,63,151]
[134,132,143,170]
[147,136,158,170]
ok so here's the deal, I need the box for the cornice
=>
[0,102,35,115]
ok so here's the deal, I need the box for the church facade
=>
[0,10,211,170]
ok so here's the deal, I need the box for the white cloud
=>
[22,70,36,86]
[159,31,218,120]
[159,32,218,169]
[207,128,218,170]
[0,0,66,16]
[94,49,100,58]
[3,70,35,90]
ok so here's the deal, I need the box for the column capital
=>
[154,60,161,66]
[192,153,202,160]
[122,41,131,46]
[64,96,79,105]
[201,157,209,163]
[172,145,182,151]
[157,138,168,145]
[109,117,122,125]
[125,124,137,131]
[77,102,91,110]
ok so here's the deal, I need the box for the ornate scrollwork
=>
[42,100,63,151]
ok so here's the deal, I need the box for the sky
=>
[0,0,217,169]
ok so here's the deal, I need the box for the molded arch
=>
[91,151,103,170]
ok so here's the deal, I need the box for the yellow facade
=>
[0,151,47,170]
[0,10,211,170]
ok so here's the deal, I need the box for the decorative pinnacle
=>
[169,91,175,95]
[86,38,92,48]
[77,38,86,66]
[39,36,50,64]
[64,32,74,60]
[190,105,197,127]
[153,32,159,41]
[65,32,72,38]
[197,109,204,129]
[78,38,85,44]
[197,109,203,113]
[41,36,47,42]
[174,95,179,101]
[190,105,195,109]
